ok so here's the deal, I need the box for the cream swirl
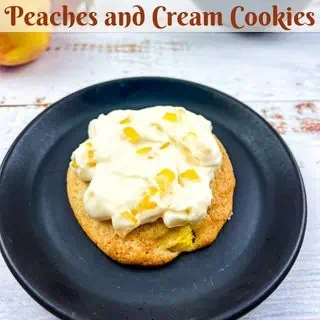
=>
[70,106,222,237]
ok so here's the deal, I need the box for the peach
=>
[0,32,51,66]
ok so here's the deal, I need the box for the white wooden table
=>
[0,33,319,320]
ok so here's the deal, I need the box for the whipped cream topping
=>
[70,106,222,237]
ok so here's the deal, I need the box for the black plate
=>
[0,78,306,320]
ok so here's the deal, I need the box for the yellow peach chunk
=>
[121,211,137,224]
[123,127,140,143]
[156,168,176,193]
[137,147,152,155]
[163,112,178,122]
[85,141,93,147]
[160,142,171,150]
[148,186,158,196]
[159,225,194,252]
[87,150,96,167]
[136,195,157,213]
[120,117,132,124]
[71,160,79,169]
[88,150,95,159]
[157,168,175,181]
[179,169,200,181]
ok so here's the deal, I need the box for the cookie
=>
[67,138,235,266]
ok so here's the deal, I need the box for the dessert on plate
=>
[67,106,235,266]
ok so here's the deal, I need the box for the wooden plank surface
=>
[1,33,320,105]
[0,32,319,320]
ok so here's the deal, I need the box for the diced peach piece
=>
[160,142,171,150]
[163,112,178,122]
[137,147,152,155]
[71,160,79,169]
[179,169,200,181]
[85,140,93,147]
[87,150,96,167]
[156,168,176,193]
[121,211,137,224]
[120,117,132,124]
[88,150,95,159]
[135,195,157,213]
[123,127,140,143]
[148,186,158,196]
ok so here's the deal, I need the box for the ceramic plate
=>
[0,78,306,320]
